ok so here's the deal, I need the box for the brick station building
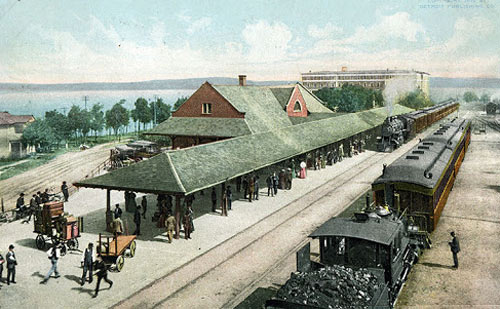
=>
[146,75,335,148]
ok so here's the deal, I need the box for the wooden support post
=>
[174,195,181,239]
[106,189,112,232]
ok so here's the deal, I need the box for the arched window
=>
[293,101,302,112]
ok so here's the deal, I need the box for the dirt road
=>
[0,143,112,211]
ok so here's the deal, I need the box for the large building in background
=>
[301,67,430,96]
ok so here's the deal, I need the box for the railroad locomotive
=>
[377,99,459,152]
[266,208,427,308]
[267,118,471,308]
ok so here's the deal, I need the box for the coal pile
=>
[273,265,381,308]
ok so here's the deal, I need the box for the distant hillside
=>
[0,77,297,92]
[431,77,500,88]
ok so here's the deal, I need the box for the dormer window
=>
[293,101,302,112]
[202,103,212,114]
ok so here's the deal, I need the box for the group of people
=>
[36,241,112,297]
[15,181,70,222]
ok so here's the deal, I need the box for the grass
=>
[0,148,77,181]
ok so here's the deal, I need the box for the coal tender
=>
[266,209,426,309]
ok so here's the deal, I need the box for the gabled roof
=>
[75,105,413,196]
[295,83,332,113]
[147,117,252,138]
[0,112,34,125]
[211,84,293,133]
[270,87,294,108]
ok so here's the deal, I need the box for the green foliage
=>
[132,97,152,130]
[150,97,172,124]
[22,119,56,150]
[480,93,490,104]
[105,99,130,137]
[44,110,71,146]
[173,96,188,111]
[67,105,92,143]
[314,85,383,113]
[396,89,434,109]
[463,91,479,103]
[90,103,105,138]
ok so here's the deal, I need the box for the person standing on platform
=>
[23,194,37,224]
[248,176,254,203]
[35,191,42,207]
[133,206,141,236]
[6,244,16,285]
[226,186,233,210]
[266,174,274,197]
[272,172,279,195]
[15,193,25,219]
[286,168,293,190]
[114,204,122,219]
[236,176,242,193]
[141,196,148,219]
[221,188,228,216]
[299,161,307,179]
[242,176,249,200]
[183,209,192,239]
[124,191,130,212]
[41,242,61,284]
[80,243,94,286]
[254,176,260,200]
[187,205,195,232]
[130,192,137,212]
[166,213,176,243]
[211,187,217,212]
[449,231,460,268]
[112,216,123,235]
[93,255,113,298]
[61,181,69,202]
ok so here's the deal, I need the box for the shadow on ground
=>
[235,287,278,309]
[421,262,455,270]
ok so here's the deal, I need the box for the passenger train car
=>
[377,99,459,152]
[373,118,471,232]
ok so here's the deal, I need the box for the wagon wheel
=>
[60,243,67,256]
[67,238,79,250]
[36,235,46,250]
[129,240,136,258]
[116,255,125,272]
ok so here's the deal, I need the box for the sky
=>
[0,0,499,83]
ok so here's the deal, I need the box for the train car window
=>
[348,238,377,268]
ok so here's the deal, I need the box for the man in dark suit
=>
[6,244,17,285]
[133,205,141,236]
[61,181,69,202]
[93,255,113,297]
[114,204,122,219]
[81,243,94,285]
[449,231,460,268]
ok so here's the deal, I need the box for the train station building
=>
[145,75,335,149]
[75,103,413,238]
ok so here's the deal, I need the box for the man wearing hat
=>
[448,231,460,268]
[6,244,17,285]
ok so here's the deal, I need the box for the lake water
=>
[0,89,195,117]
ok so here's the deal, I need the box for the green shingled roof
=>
[211,85,293,133]
[289,112,344,125]
[296,83,333,114]
[75,105,413,195]
[146,117,252,138]
[270,87,294,109]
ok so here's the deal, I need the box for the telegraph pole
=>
[153,95,158,125]
[83,95,89,110]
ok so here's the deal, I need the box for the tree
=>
[173,96,188,111]
[132,97,152,131]
[105,100,130,140]
[67,105,91,144]
[314,84,382,113]
[44,110,71,147]
[396,89,434,109]
[463,91,479,103]
[480,93,490,104]
[22,119,56,152]
[90,103,105,140]
[150,97,172,125]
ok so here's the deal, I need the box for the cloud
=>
[308,22,343,39]
[187,17,212,35]
[345,12,426,44]
[437,16,495,53]
[242,20,292,63]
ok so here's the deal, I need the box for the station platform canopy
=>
[74,105,413,196]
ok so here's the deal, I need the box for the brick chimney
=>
[341,66,347,72]
[238,75,247,86]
